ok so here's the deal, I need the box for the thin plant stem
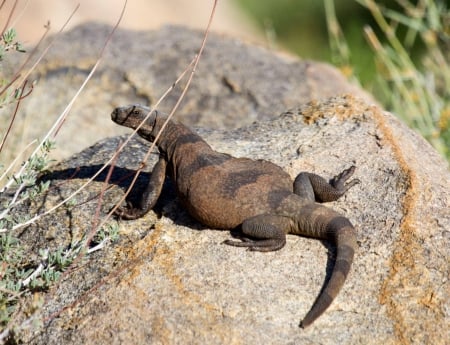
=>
[0,0,17,36]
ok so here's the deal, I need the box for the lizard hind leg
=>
[293,165,360,203]
[223,214,290,252]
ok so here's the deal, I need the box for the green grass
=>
[348,0,449,159]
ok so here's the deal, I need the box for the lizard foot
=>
[330,165,360,192]
[222,238,255,246]
[223,238,285,252]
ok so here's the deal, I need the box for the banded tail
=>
[299,216,357,328]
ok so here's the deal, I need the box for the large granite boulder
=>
[2,24,448,345]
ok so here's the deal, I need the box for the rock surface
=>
[8,95,450,345]
[2,24,449,345]
[1,23,372,164]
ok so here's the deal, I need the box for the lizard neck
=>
[151,116,212,160]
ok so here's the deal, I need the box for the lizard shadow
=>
[39,164,203,228]
[41,163,154,196]
[306,241,338,308]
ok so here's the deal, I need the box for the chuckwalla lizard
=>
[111,104,359,328]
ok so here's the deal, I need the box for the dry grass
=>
[326,0,449,160]
[0,0,221,341]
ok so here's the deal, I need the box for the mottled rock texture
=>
[1,24,371,163]
[3,24,448,345]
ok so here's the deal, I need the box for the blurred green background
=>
[235,0,450,159]
[235,0,425,84]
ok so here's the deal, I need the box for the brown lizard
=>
[111,104,359,328]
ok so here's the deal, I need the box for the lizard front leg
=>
[223,214,292,252]
[115,154,167,220]
[293,165,360,202]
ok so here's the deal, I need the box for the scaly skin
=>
[111,104,360,328]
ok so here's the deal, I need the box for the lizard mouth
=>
[111,108,122,123]
[111,106,134,126]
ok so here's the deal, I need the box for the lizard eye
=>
[133,110,140,115]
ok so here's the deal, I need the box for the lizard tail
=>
[299,216,357,328]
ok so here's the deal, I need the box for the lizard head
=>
[111,104,157,130]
